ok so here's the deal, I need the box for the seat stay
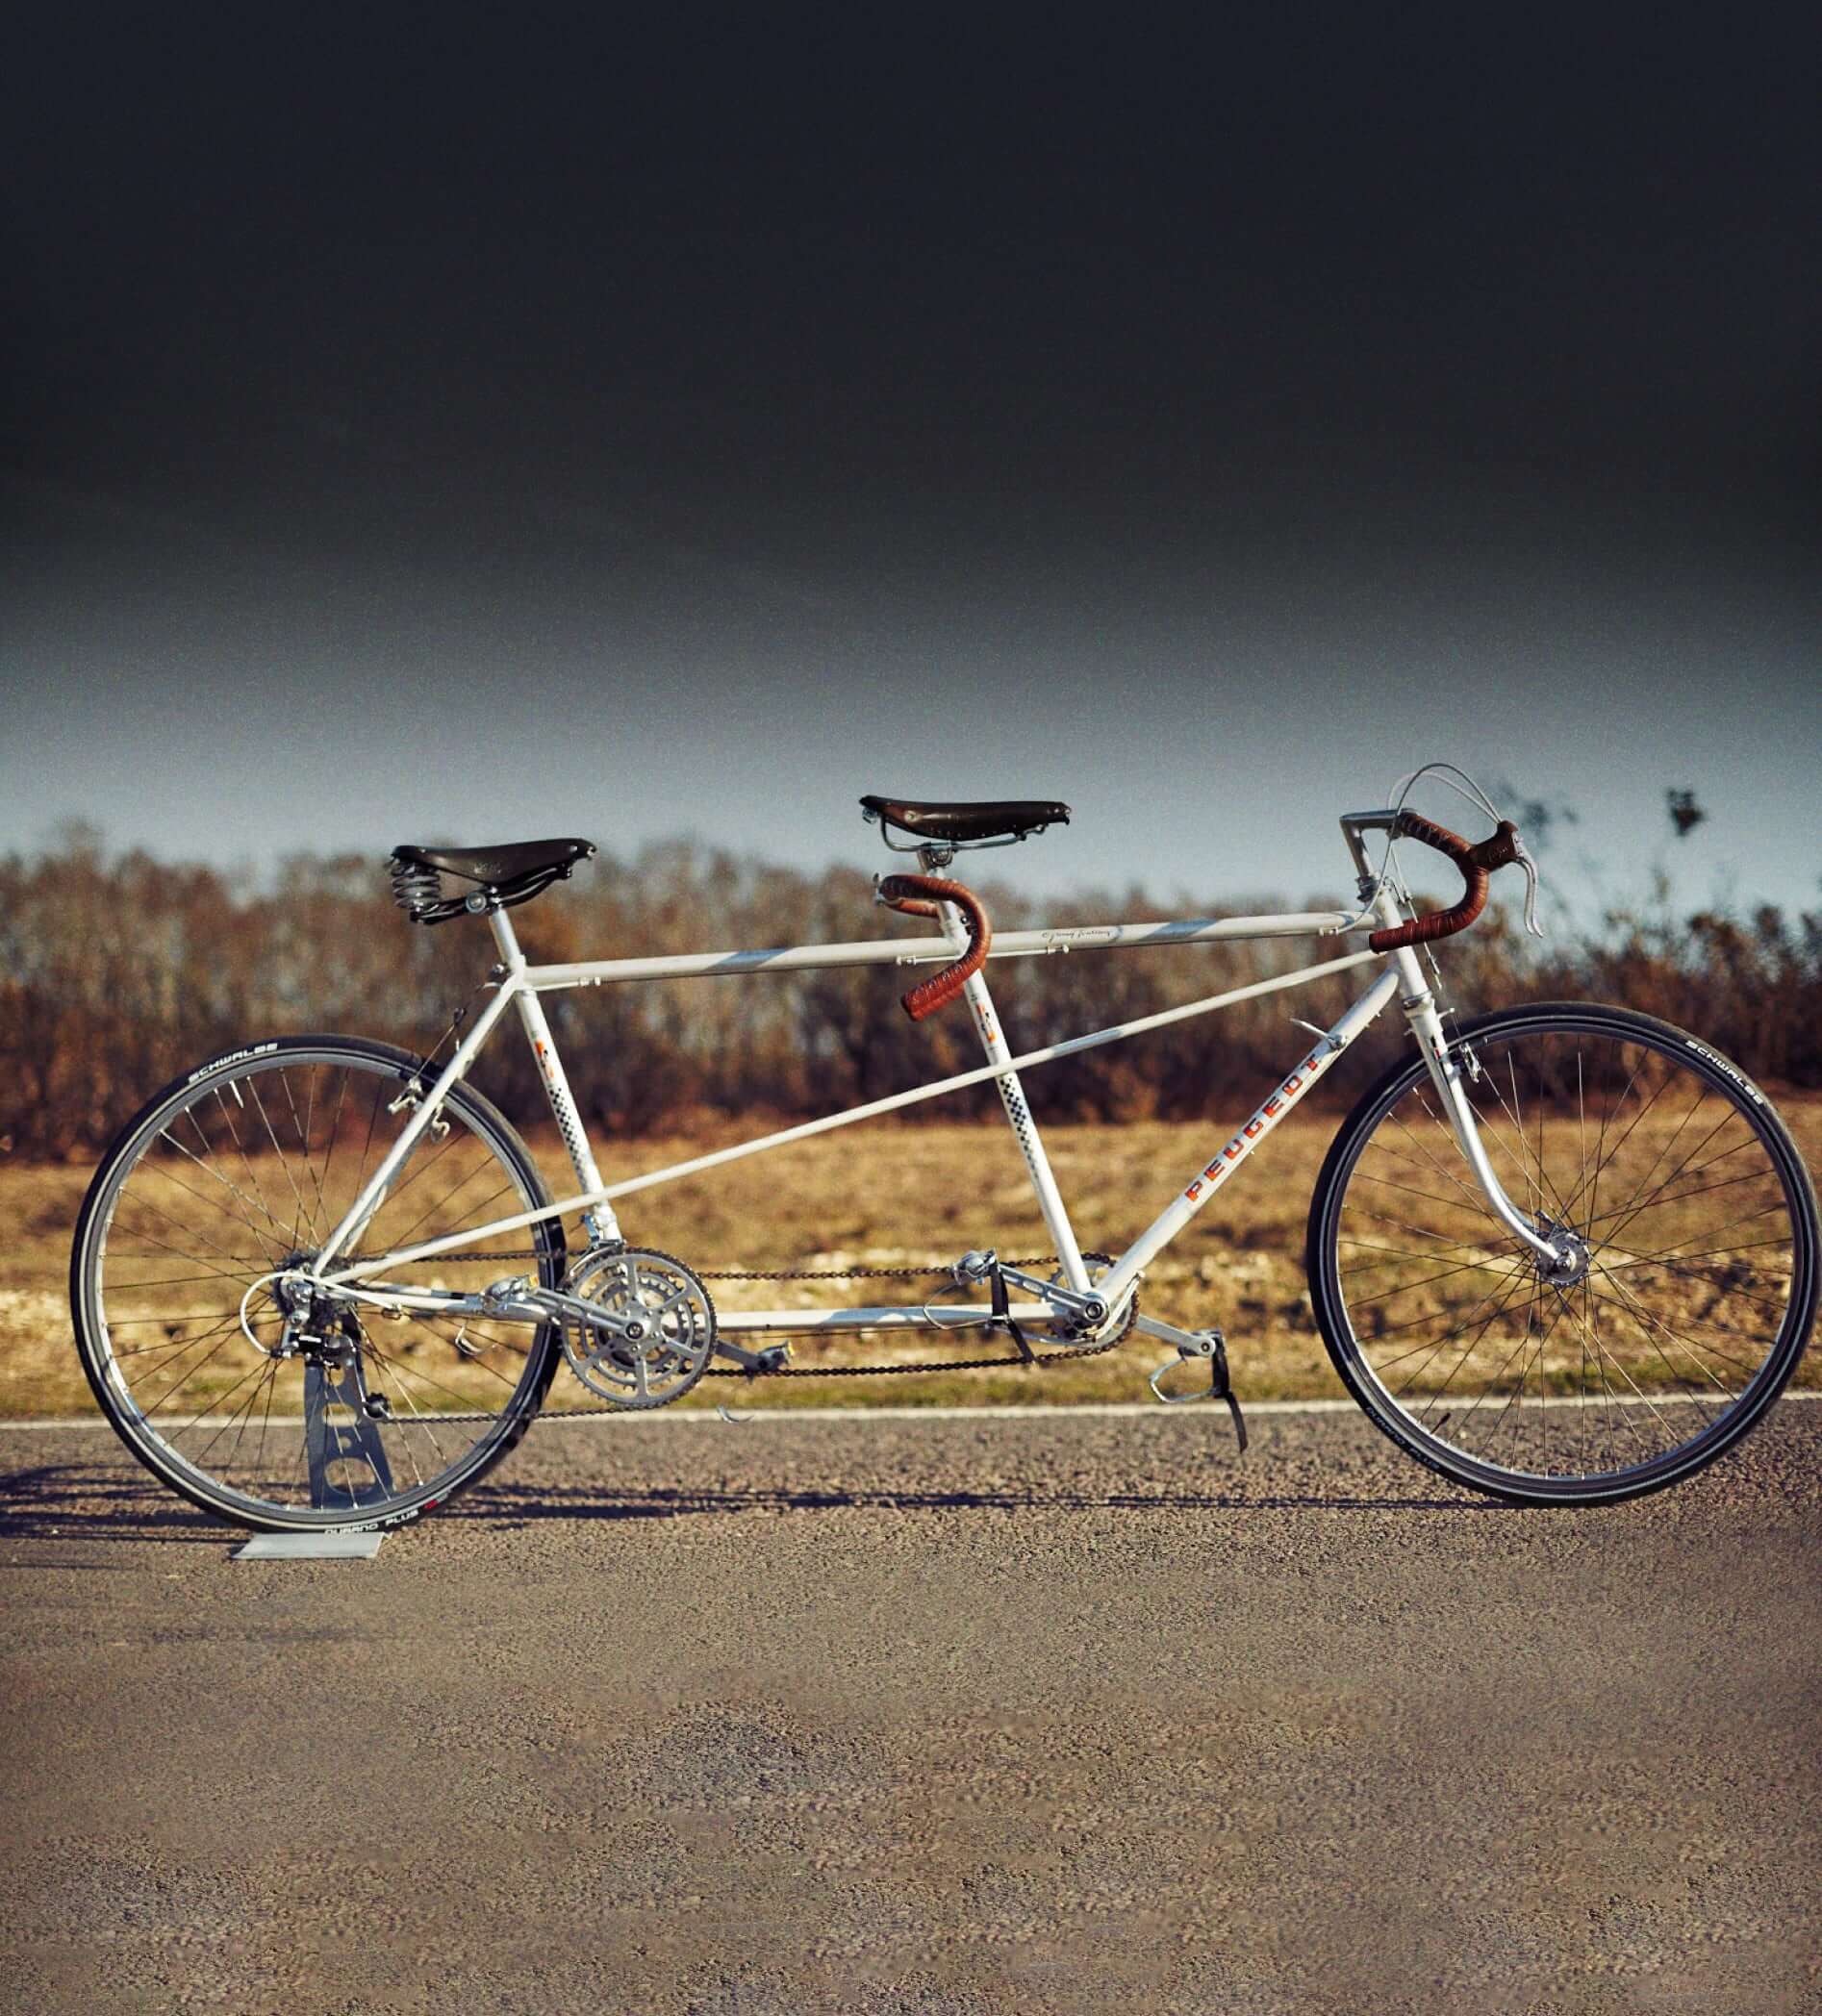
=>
[312,970,528,1271]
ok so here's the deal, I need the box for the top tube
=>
[520,910,1365,991]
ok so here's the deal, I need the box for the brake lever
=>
[1510,831,1545,938]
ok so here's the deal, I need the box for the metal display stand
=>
[233,1530,383,1561]
[230,1362,393,1559]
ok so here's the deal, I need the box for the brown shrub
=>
[2,836,1816,1158]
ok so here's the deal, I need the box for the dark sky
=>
[4,9,1817,916]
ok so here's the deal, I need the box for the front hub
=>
[1535,1223,1591,1289]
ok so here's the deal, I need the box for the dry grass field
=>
[8,1095,1820,1421]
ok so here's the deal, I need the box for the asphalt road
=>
[4,1403,1819,2016]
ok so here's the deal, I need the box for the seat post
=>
[487,905,525,968]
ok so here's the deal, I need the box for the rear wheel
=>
[1306,1003,1818,1504]
[71,1036,566,1530]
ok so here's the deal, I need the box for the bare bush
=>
[2,836,1816,1158]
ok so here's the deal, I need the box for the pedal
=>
[1147,1330,1248,1452]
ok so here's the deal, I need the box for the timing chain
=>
[412,1252,1135,1418]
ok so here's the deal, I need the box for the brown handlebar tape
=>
[1367,812,1519,952]
[876,873,992,1021]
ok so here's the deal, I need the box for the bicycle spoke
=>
[1393,1269,1537,1411]
[1395,1100,1502,1219]
[1352,1162,1502,1220]
[121,1175,274,1273]
[1551,1063,1675,1225]
[208,1088,292,1262]
[1593,1249,1792,1320]
[1582,1280,1745,1397]
[1342,1202,1526,1258]
[1581,1137,1762,1235]
[280,1067,331,1243]
[162,1119,291,1251]
[1341,1250,1518,1308]
[1592,1108,1750,1251]
[1579,1282,1776,1375]
[246,1074,314,1248]
[1581,1084,1715,1243]
[315,1065,354,1223]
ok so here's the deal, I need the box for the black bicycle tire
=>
[1305,1002,1819,1505]
[70,1034,567,1531]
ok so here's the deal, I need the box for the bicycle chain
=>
[441,1252,1057,1280]
[382,1253,1134,1418]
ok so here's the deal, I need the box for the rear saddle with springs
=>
[388,837,595,924]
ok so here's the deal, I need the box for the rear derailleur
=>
[264,1273,394,1423]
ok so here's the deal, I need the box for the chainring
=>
[1047,1250,1138,1350]
[560,1247,717,1409]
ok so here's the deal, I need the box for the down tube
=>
[1097,967,1400,1306]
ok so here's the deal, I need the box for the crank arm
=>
[499,1284,655,1343]
[949,1250,1128,1344]
[352,1277,650,1346]
[995,1263,1108,1323]
[1134,1313,1211,1352]
[711,1338,790,1373]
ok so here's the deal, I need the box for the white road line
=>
[3,1393,1819,1431]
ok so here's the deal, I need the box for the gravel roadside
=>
[4,1405,1818,2014]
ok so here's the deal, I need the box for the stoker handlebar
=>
[1368,812,1525,953]
[875,873,992,1021]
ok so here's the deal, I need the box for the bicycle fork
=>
[1382,932,1567,1271]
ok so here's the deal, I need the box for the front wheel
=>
[1306,1003,1818,1504]
[70,1035,567,1531]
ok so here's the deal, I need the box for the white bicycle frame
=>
[311,811,1560,1354]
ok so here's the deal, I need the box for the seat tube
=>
[936,896,1092,1292]
[490,909,623,1248]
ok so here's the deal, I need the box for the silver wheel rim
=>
[1326,1018,1811,1493]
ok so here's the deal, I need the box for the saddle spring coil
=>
[389,857,445,921]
